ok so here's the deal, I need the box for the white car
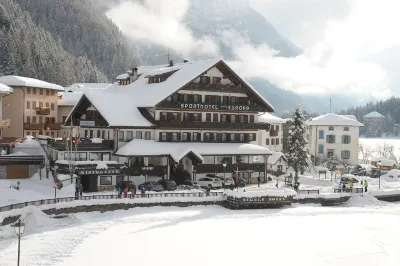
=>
[222,177,235,188]
[196,177,223,189]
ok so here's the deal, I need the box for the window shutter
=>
[341,135,344,143]
[326,135,328,143]
[348,151,351,159]
[333,135,336,143]
[348,136,351,143]
[341,151,344,159]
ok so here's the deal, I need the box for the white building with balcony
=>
[257,112,284,152]
[306,113,363,165]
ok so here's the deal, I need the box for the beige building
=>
[0,76,64,138]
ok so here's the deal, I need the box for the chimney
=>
[183,59,189,63]
[128,67,139,83]
[169,60,174,67]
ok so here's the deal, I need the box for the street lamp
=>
[222,163,227,190]
[377,160,382,190]
[13,219,25,266]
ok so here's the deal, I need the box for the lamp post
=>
[377,160,382,190]
[13,219,25,266]
[222,163,227,190]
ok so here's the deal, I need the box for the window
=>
[318,130,324,139]
[33,88,36,94]
[318,144,324,154]
[276,138,279,145]
[341,150,351,159]
[50,132,54,138]
[193,132,199,141]
[230,133,235,141]
[161,132,167,141]
[204,133,211,141]
[221,114,227,122]
[39,102,43,108]
[213,113,218,122]
[100,176,112,186]
[250,115,254,123]
[26,131,30,136]
[193,94,200,103]
[103,153,110,161]
[136,131,142,139]
[182,132,188,141]
[212,133,217,141]
[51,90,55,96]
[206,113,211,122]
[126,131,133,140]
[32,101,36,108]
[118,131,125,141]
[213,77,221,84]
[193,113,200,121]
[40,89,43,95]
[46,90,50,96]
[26,116,31,123]
[344,127,349,131]
[276,126,279,131]
[39,117,43,123]
[27,87,31,94]
[46,102,50,108]
[172,133,178,141]
[102,130,106,139]
[327,149,334,158]
[326,135,335,143]
[90,152,102,160]
[183,113,189,122]
[230,114,235,122]
[248,134,253,142]
[328,126,334,131]
[90,130,93,138]
[161,112,167,121]
[266,139,270,145]
[32,116,37,123]
[64,152,87,161]
[51,103,55,110]
[240,133,245,142]
[222,133,227,141]
[271,139,275,145]
[342,135,351,144]
[26,101,31,109]
[172,113,178,121]
[145,131,151,140]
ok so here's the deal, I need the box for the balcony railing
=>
[36,107,50,115]
[158,102,265,112]
[69,119,108,127]
[45,123,62,130]
[270,130,279,137]
[47,139,114,151]
[182,83,247,94]
[24,123,44,130]
[158,120,270,130]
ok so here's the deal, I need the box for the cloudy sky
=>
[106,0,400,100]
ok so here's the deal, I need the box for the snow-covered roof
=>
[116,139,272,160]
[258,113,284,124]
[116,73,129,80]
[364,111,385,118]
[106,58,274,111]
[58,92,84,106]
[64,83,112,92]
[268,152,286,165]
[341,115,357,120]
[306,113,364,127]
[0,83,13,94]
[0,76,63,91]
[82,93,155,127]
[370,157,396,166]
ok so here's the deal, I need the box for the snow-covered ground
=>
[1,201,400,266]
[360,137,400,157]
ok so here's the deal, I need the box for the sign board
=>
[141,166,154,171]
[180,103,250,111]
[78,169,120,175]
[79,120,95,127]
[0,119,11,128]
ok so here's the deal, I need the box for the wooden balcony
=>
[24,123,44,130]
[158,102,265,112]
[182,83,247,94]
[45,123,62,130]
[75,119,108,127]
[121,165,165,177]
[35,107,50,115]
[158,120,270,130]
[47,139,114,151]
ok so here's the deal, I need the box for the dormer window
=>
[148,76,162,84]
[200,76,210,85]
[119,79,130,85]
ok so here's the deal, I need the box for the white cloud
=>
[106,0,219,56]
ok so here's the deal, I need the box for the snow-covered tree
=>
[287,105,309,183]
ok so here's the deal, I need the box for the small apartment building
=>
[0,76,64,138]
[306,113,363,165]
[0,83,13,137]
[257,113,284,152]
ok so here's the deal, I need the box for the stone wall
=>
[0,166,6,179]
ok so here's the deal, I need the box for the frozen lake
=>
[1,202,400,266]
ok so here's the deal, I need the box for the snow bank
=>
[224,187,297,197]
[382,169,400,182]
[7,151,29,156]
[294,193,351,200]
[370,189,400,196]
[346,193,386,207]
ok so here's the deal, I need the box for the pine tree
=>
[287,105,309,184]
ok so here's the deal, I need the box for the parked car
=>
[183,178,194,186]
[221,177,235,188]
[138,181,164,192]
[196,177,223,189]
[369,168,380,178]
[158,179,177,191]
[350,165,366,176]
[340,175,359,184]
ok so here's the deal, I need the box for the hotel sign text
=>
[180,103,250,111]
[78,169,120,175]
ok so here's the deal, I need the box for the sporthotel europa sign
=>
[180,103,250,111]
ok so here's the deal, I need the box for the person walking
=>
[257,176,261,187]
[79,183,83,196]
[349,181,353,193]
[364,180,369,192]
[123,187,128,198]
[342,182,346,193]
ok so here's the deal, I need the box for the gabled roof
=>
[59,83,111,106]
[0,83,13,94]
[268,152,287,165]
[106,58,274,111]
[306,113,364,127]
[66,93,154,127]
[258,113,284,124]
[116,139,272,158]
[0,76,63,91]
[341,115,357,120]
[364,111,385,118]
